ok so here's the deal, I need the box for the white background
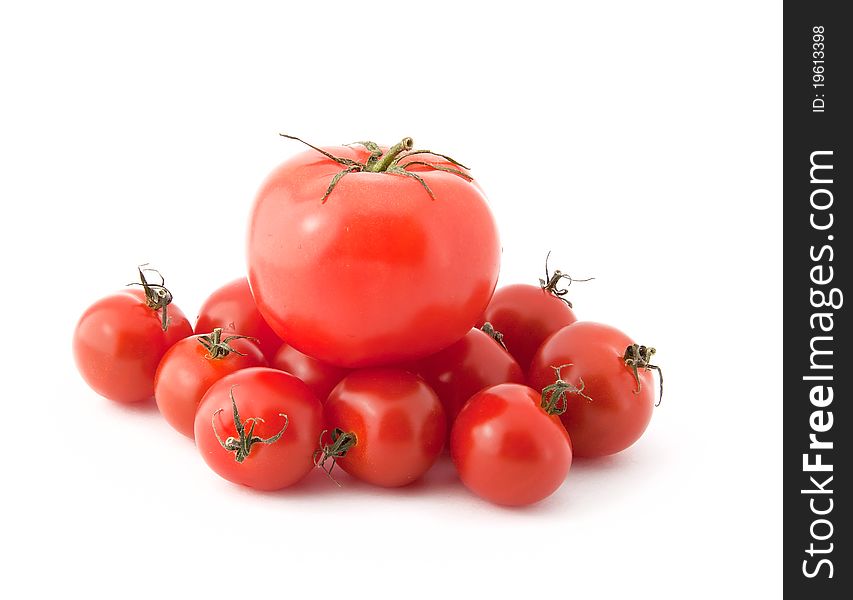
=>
[1,1,781,598]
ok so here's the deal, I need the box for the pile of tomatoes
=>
[72,136,662,507]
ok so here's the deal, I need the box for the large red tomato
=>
[528,322,661,457]
[247,136,501,368]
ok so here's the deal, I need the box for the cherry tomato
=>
[477,284,577,373]
[271,342,349,402]
[73,270,192,404]
[528,322,661,458]
[411,326,524,428]
[451,383,572,506]
[195,367,323,490]
[195,277,283,360]
[318,368,445,487]
[154,328,266,438]
[247,136,501,368]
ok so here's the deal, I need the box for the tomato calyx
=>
[198,328,258,360]
[540,364,592,415]
[623,344,664,406]
[480,322,508,351]
[313,428,358,484]
[538,251,594,308]
[212,386,289,463]
[127,265,174,331]
[279,133,473,202]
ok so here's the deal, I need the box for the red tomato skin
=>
[323,368,446,487]
[195,278,283,359]
[271,342,350,402]
[477,284,577,373]
[451,383,572,507]
[412,328,525,428]
[247,145,501,368]
[528,322,654,458]
[194,367,323,490]
[154,334,267,438]
[73,289,193,403]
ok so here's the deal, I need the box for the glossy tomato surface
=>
[477,284,577,373]
[271,342,349,402]
[528,322,655,458]
[73,289,192,403]
[247,143,501,368]
[154,332,266,438]
[195,277,282,359]
[451,383,572,506]
[195,367,323,490]
[412,327,525,428]
[322,368,445,487]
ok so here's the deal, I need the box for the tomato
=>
[451,383,572,506]
[195,367,323,490]
[271,342,349,402]
[73,269,192,403]
[477,284,577,373]
[195,277,283,359]
[411,326,524,428]
[528,321,662,458]
[247,135,501,368]
[154,328,267,438]
[318,368,445,487]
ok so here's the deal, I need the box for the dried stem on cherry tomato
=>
[623,344,664,406]
[313,428,358,485]
[540,364,592,415]
[279,133,472,202]
[198,328,258,360]
[538,251,594,308]
[127,265,174,331]
[480,322,508,351]
[212,386,289,463]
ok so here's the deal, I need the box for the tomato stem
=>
[540,364,592,415]
[127,265,174,331]
[366,137,414,172]
[623,344,664,406]
[198,328,258,360]
[313,428,358,485]
[538,251,594,308]
[279,133,473,202]
[212,386,289,463]
[480,322,508,351]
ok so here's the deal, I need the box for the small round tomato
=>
[154,328,266,438]
[318,368,445,487]
[528,321,662,458]
[477,254,586,372]
[412,326,524,428]
[195,277,283,359]
[271,342,350,402]
[73,268,192,403]
[247,135,501,368]
[195,367,323,490]
[451,383,572,506]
